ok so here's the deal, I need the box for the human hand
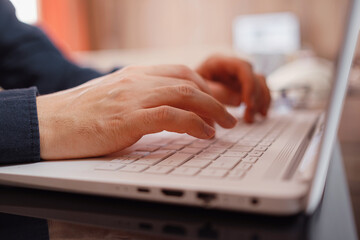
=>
[37,65,237,160]
[196,55,271,123]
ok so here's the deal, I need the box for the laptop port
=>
[250,197,259,206]
[138,222,153,231]
[163,224,186,236]
[137,187,150,193]
[161,189,184,197]
[197,192,216,203]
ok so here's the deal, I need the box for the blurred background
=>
[9,0,360,233]
[11,0,348,58]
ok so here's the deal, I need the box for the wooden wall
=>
[85,0,350,59]
[39,0,351,60]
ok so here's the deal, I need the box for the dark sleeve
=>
[0,87,40,164]
[0,0,106,94]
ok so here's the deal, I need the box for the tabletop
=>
[0,142,357,240]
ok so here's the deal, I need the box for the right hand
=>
[36,65,238,160]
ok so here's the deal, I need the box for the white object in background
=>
[267,57,333,108]
[267,58,333,92]
[10,0,38,24]
[233,12,300,55]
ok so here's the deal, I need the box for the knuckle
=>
[258,74,266,81]
[176,64,193,77]
[119,75,136,84]
[154,106,174,121]
[142,111,153,126]
[216,103,227,115]
[186,81,198,88]
[238,59,253,70]
[188,112,200,125]
[245,61,253,70]
[176,85,196,97]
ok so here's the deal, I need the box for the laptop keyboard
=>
[95,118,288,179]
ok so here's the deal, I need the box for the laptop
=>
[0,0,359,216]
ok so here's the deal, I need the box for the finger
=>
[140,64,211,94]
[208,81,242,106]
[258,75,271,116]
[234,60,256,123]
[141,85,237,128]
[252,75,264,117]
[202,117,215,128]
[197,56,257,122]
[256,74,270,116]
[131,106,216,139]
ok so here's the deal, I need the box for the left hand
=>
[196,55,271,123]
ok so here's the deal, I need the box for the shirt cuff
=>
[0,87,40,164]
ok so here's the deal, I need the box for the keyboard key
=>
[120,164,148,172]
[195,152,219,160]
[242,156,258,163]
[183,159,212,168]
[237,141,257,147]
[171,139,192,145]
[254,146,267,151]
[198,169,227,178]
[248,151,263,157]
[180,147,202,154]
[259,141,272,146]
[154,150,176,155]
[134,150,175,165]
[263,137,276,142]
[162,144,184,150]
[212,141,233,148]
[221,136,241,142]
[209,156,240,169]
[227,169,246,179]
[203,147,226,154]
[95,162,125,171]
[235,162,252,170]
[230,146,253,152]
[158,153,193,166]
[111,159,135,164]
[150,141,169,147]
[117,151,149,161]
[189,142,212,148]
[126,151,150,156]
[171,167,200,176]
[242,137,261,143]
[222,151,247,158]
[135,145,160,152]
[193,139,216,144]
[134,159,162,165]
[145,165,174,174]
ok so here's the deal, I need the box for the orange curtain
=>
[39,0,91,55]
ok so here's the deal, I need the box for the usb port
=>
[197,192,216,203]
[161,189,184,197]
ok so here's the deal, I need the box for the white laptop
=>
[0,0,359,216]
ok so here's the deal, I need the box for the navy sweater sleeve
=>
[0,0,115,164]
[0,87,40,164]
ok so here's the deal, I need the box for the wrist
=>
[36,96,59,160]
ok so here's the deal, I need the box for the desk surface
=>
[0,142,357,240]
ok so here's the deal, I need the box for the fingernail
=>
[226,114,238,126]
[204,124,216,137]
